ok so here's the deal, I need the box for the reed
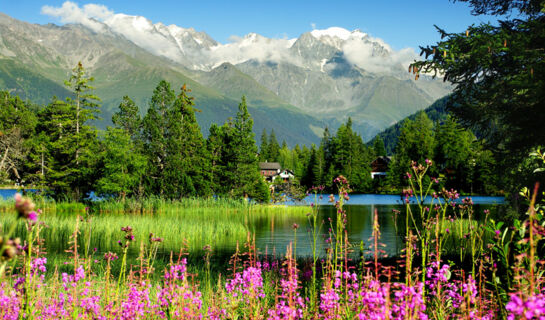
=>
[0,198,308,256]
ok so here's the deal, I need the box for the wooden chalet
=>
[259,162,281,182]
[276,169,295,183]
[370,156,391,179]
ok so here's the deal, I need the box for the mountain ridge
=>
[0,10,451,145]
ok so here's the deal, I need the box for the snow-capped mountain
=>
[0,3,451,145]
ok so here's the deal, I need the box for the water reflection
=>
[254,203,502,258]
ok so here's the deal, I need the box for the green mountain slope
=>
[0,15,324,146]
[370,95,450,154]
[0,59,71,104]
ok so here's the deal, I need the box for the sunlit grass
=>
[0,197,309,255]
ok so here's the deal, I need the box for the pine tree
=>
[142,80,175,196]
[331,118,372,192]
[164,84,210,198]
[206,123,227,194]
[372,135,387,157]
[96,127,147,200]
[259,128,269,161]
[434,116,476,191]
[267,129,280,162]
[215,97,269,201]
[389,111,435,187]
[39,63,101,200]
[112,96,141,141]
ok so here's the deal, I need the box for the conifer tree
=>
[142,80,175,196]
[164,84,210,198]
[206,123,228,193]
[372,135,387,157]
[96,127,147,200]
[112,96,141,141]
[215,97,269,201]
[389,111,435,187]
[38,63,101,200]
[267,129,281,162]
[259,128,269,161]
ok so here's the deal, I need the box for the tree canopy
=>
[411,0,545,159]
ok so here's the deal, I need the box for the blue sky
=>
[2,0,504,50]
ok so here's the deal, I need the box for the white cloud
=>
[41,1,111,33]
[208,33,299,68]
[341,33,419,74]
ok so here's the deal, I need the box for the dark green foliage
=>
[434,116,475,190]
[206,97,269,202]
[259,128,269,161]
[37,63,101,200]
[297,120,373,192]
[330,118,373,192]
[142,82,211,198]
[0,91,38,184]
[142,80,174,196]
[267,129,281,162]
[167,84,211,198]
[95,128,147,199]
[388,112,435,187]
[372,135,387,157]
[407,0,545,196]
[112,96,141,140]
[412,1,545,180]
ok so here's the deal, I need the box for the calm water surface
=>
[254,194,505,258]
[0,189,505,259]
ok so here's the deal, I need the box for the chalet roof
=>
[259,162,281,170]
[371,156,392,165]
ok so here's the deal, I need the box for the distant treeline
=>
[261,109,500,195]
[0,63,504,200]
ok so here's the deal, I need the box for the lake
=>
[0,189,505,259]
[253,194,505,258]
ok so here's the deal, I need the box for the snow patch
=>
[311,27,352,40]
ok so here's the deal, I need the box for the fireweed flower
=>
[158,258,203,318]
[268,261,305,320]
[506,293,545,320]
[225,266,266,310]
[0,283,21,320]
[14,193,37,220]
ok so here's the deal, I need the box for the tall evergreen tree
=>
[206,123,228,194]
[267,129,281,162]
[372,135,387,157]
[389,111,435,187]
[434,116,475,191]
[38,63,101,200]
[112,96,141,141]
[301,144,318,188]
[164,84,211,198]
[331,118,372,192]
[142,80,175,196]
[259,128,269,161]
[216,97,269,201]
[96,127,147,200]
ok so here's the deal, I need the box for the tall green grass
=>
[0,197,309,256]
